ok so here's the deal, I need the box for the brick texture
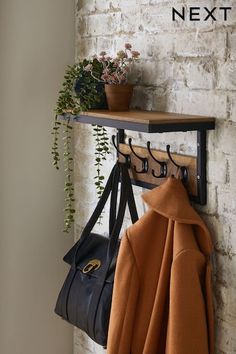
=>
[74,1,236,353]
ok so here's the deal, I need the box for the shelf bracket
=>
[196,130,207,205]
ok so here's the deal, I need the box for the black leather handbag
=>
[54,162,138,346]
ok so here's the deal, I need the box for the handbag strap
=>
[109,164,120,235]
[109,163,138,234]
[87,163,132,339]
[126,169,139,224]
[72,163,120,268]
[72,162,138,268]
[107,163,131,260]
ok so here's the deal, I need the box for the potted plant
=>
[85,43,140,111]
[51,59,110,233]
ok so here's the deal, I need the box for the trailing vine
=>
[93,125,110,197]
[62,119,75,233]
[51,60,110,233]
[51,116,61,170]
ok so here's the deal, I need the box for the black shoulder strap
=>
[125,165,139,224]
[71,163,119,267]
[88,163,136,339]
[109,162,138,234]
[72,162,138,268]
[107,163,132,260]
[109,164,120,235]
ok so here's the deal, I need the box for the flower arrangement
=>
[84,43,140,85]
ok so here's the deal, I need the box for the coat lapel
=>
[142,177,213,256]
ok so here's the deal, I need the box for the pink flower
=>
[84,63,93,72]
[89,43,141,84]
[125,43,132,50]
[101,73,109,80]
[131,50,140,58]
[112,60,119,67]
[117,50,127,59]
[103,67,110,75]
[119,75,126,83]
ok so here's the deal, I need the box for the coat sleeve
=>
[166,249,213,354]
[107,232,139,354]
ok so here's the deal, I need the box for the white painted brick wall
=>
[229,31,236,60]
[74,1,236,353]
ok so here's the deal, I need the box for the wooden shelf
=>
[69,109,216,204]
[74,110,215,133]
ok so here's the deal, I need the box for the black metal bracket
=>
[196,130,207,204]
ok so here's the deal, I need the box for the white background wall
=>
[0,1,74,353]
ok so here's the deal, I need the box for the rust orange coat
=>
[107,177,214,354]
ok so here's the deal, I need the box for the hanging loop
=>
[128,138,148,174]
[147,141,167,178]
[166,145,188,183]
[112,135,131,166]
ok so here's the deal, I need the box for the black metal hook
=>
[147,141,167,178]
[166,145,188,182]
[128,138,148,174]
[111,135,131,166]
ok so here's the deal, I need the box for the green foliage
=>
[93,125,110,196]
[55,59,104,115]
[51,59,110,233]
[62,119,75,232]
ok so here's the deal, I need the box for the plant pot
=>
[105,84,134,111]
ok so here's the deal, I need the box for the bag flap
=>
[63,233,120,283]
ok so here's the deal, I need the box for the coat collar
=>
[142,177,213,255]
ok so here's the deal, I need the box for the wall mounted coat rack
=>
[73,110,215,205]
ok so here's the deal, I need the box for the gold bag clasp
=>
[82,259,101,274]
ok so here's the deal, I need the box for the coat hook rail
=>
[116,140,197,201]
